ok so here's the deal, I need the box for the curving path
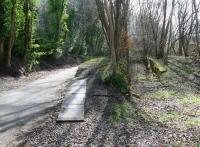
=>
[0,66,78,146]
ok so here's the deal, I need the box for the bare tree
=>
[192,0,200,56]
[136,0,175,62]
[177,0,195,56]
[95,0,130,73]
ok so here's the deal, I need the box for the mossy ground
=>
[80,57,105,67]
[104,55,200,144]
[130,55,200,144]
[77,55,200,144]
[144,89,178,101]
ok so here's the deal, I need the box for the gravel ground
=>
[6,56,200,146]
[129,56,200,145]
[19,73,200,146]
[19,78,112,147]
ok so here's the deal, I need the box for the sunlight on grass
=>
[168,56,195,76]
[81,57,105,66]
[185,117,200,126]
[145,89,177,100]
[162,68,178,78]
[160,112,182,122]
[137,110,154,123]
[180,93,200,106]
[109,100,129,124]
[100,62,112,83]
[136,73,150,81]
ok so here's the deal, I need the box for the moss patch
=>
[99,61,112,83]
[109,99,129,124]
[160,112,182,122]
[185,117,200,126]
[181,64,195,75]
[180,93,200,106]
[80,57,105,66]
[147,57,167,76]
[168,56,195,77]
[136,73,150,81]
[145,89,178,101]
[136,109,154,124]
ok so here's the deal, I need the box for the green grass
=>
[177,64,195,76]
[80,57,105,66]
[180,93,200,106]
[99,58,129,93]
[160,112,182,122]
[136,73,150,81]
[109,100,129,124]
[168,56,195,76]
[162,68,178,78]
[145,89,178,101]
[182,65,195,75]
[136,110,154,124]
[185,117,200,126]
[99,60,112,83]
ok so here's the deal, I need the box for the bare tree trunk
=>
[183,39,189,57]
[124,0,130,82]
[95,0,130,74]
[178,39,183,55]
[111,43,117,73]
[165,19,173,64]
[192,0,200,55]
[177,1,193,57]
[7,0,17,67]
[158,0,168,59]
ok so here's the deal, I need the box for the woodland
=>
[0,0,200,146]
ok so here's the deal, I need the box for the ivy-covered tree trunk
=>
[0,0,4,65]
[23,0,31,63]
[0,38,4,65]
[7,0,17,67]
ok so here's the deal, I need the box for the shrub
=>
[100,58,129,93]
[109,100,129,123]
[100,62,112,84]
[27,45,45,71]
[110,72,129,93]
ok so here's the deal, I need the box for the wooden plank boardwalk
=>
[57,79,87,121]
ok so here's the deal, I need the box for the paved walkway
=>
[0,66,78,146]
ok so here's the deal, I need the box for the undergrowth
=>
[99,58,130,123]
[145,89,178,101]
[109,99,129,124]
[80,57,105,66]
[99,58,129,93]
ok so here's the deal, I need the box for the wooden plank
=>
[57,79,87,122]
[57,105,84,121]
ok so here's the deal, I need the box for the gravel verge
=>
[10,56,200,146]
